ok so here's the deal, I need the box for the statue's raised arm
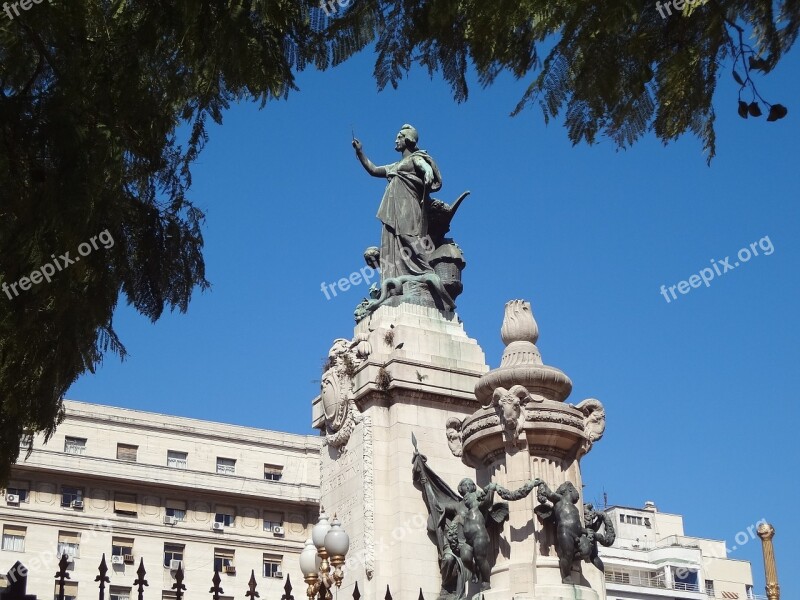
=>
[352,138,387,178]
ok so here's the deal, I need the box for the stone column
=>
[456,300,608,600]
[312,303,489,600]
[757,522,780,600]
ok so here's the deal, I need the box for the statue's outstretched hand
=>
[352,138,363,153]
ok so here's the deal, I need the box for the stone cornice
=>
[63,401,321,454]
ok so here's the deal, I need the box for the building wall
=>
[601,504,756,600]
[0,401,322,600]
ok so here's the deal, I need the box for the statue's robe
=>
[376,151,442,280]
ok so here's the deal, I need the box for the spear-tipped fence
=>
[0,556,428,600]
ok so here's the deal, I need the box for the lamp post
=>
[300,510,350,600]
[757,522,780,600]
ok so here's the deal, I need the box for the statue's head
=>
[555,481,580,503]
[395,124,419,152]
[458,478,477,496]
[363,246,380,269]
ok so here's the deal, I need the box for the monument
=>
[311,126,612,600]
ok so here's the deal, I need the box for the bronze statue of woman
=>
[351,124,442,281]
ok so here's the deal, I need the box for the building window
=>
[2,525,26,552]
[263,555,282,578]
[5,480,30,503]
[60,486,83,508]
[163,544,184,569]
[167,450,188,469]
[215,510,235,527]
[112,537,134,564]
[216,457,236,475]
[263,511,284,532]
[746,584,755,598]
[263,519,283,533]
[619,514,625,522]
[214,549,235,573]
[110,586,131,600]
[624,515,643,525]
[162,593,177,600]
[705,580,715,596]
[264,464,283,481]
[55,581,78,600]
[114,492,138,517]
[117,444,138,462]
[64,437,86,455]
[166,500,187,522]
[19,434,32,448]
[57,531,80,559]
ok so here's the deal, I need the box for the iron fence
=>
[0,555,424,600]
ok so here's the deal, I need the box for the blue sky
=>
[68,43,799,595]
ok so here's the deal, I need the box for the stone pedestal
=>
[312,299,610,600]
[312,303,489,600]
[453,300,609,600]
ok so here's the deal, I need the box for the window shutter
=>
[117,444,138,461]
[263,553,282,562]
[114,493,138,514]
[62,582,78,595]
[166,499,186,510]
[4,526,26,537]
[58,531,79,544]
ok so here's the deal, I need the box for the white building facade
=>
[601,502,762,600]
[0,401,768,600]
[0,401,321,600]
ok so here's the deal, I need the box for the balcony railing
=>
[674,581,700,592]
[605,572,707,593]
[605,572,666,589]
[607,575,766,600]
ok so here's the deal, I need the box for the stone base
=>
[483,583,600,600]
[314,301,490,600]
[533,584,601,600]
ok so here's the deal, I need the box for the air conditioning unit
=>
[223,565,236,574]
[111,556,124,565]
[71,500,84,509]
[169,559,182,571]
[274,570,283,579]
[212,522,225,531]
[6,494,19,505]
[123,554,135,564]
[164,515,177,525]
[272,526,285,537]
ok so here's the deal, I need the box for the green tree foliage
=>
[0,0,796,483]
[0,0,327,483]
[326,0,796,161]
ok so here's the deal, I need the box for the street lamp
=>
[300,510,350,600]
